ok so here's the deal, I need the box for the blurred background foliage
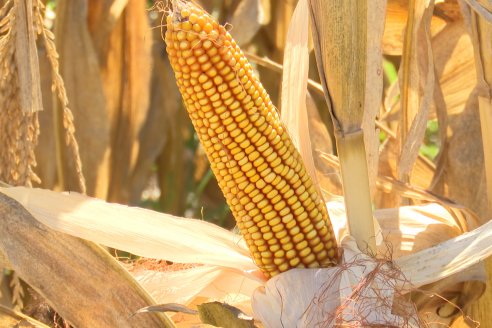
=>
[32,0,444,230]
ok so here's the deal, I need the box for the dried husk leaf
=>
[252,217,491,328]
[0,191,174,328]
[132,264,262,307]
[280,0,321,196]
[3,185,489,319]
[0,187,259,275]
[252,239,422,328]
[54,0,111,197]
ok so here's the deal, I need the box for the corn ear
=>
[164,1,338,278]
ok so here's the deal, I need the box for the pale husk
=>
[2,186,490,313]
[280,0,321,195]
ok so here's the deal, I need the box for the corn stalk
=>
[308,0,376,252]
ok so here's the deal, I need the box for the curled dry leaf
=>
[132,303,198,316]
[198,301,256,328]
[0,191,175,328]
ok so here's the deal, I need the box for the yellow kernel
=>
[278,263,290,272]
[203,22,213,33]
[176,31,187,41]
[295,239,309,252]
[181,21,192,31]
[275,230,288,239]
[255,179,266,189]
[263,232,274,241]
[202,39,213,49]
[197,15,206,27]
[179,41,190,49]
[292,233,304,244]
[189,13,198,24]
[285,249,296,259]
[289,258,301,267]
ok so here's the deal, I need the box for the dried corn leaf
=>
[457,2,492,324]
[3,186,490,313]
[267,0,296,54]
[0,191,174,328]
[90,0,152,203]
[433,19,476,117]
[0,187,259,275]
[54,0,111,197]
[383,0,453,55]
[14,0,42,114]
[198,302,255,328]
[320,151,479,232]
[34,45,57,189]
[0,305,49,328]
[398,0,436,181]
[129,31,180,204]
[306,93,342,196]
[229,0,267,46]
[431,91,488,220]
[363,0,386,196]
[87,0,129,63]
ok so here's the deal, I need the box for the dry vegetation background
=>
[1,0,492,327]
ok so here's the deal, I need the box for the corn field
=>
[1,0,492,327]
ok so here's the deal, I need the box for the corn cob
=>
[164,1,338,278]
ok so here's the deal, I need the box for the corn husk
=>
[1,186,490,324]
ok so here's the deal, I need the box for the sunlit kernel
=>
[203,22,213,33]
[179,40,190,50]
[202,39,213,49]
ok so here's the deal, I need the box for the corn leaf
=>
[0,191,175,328]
